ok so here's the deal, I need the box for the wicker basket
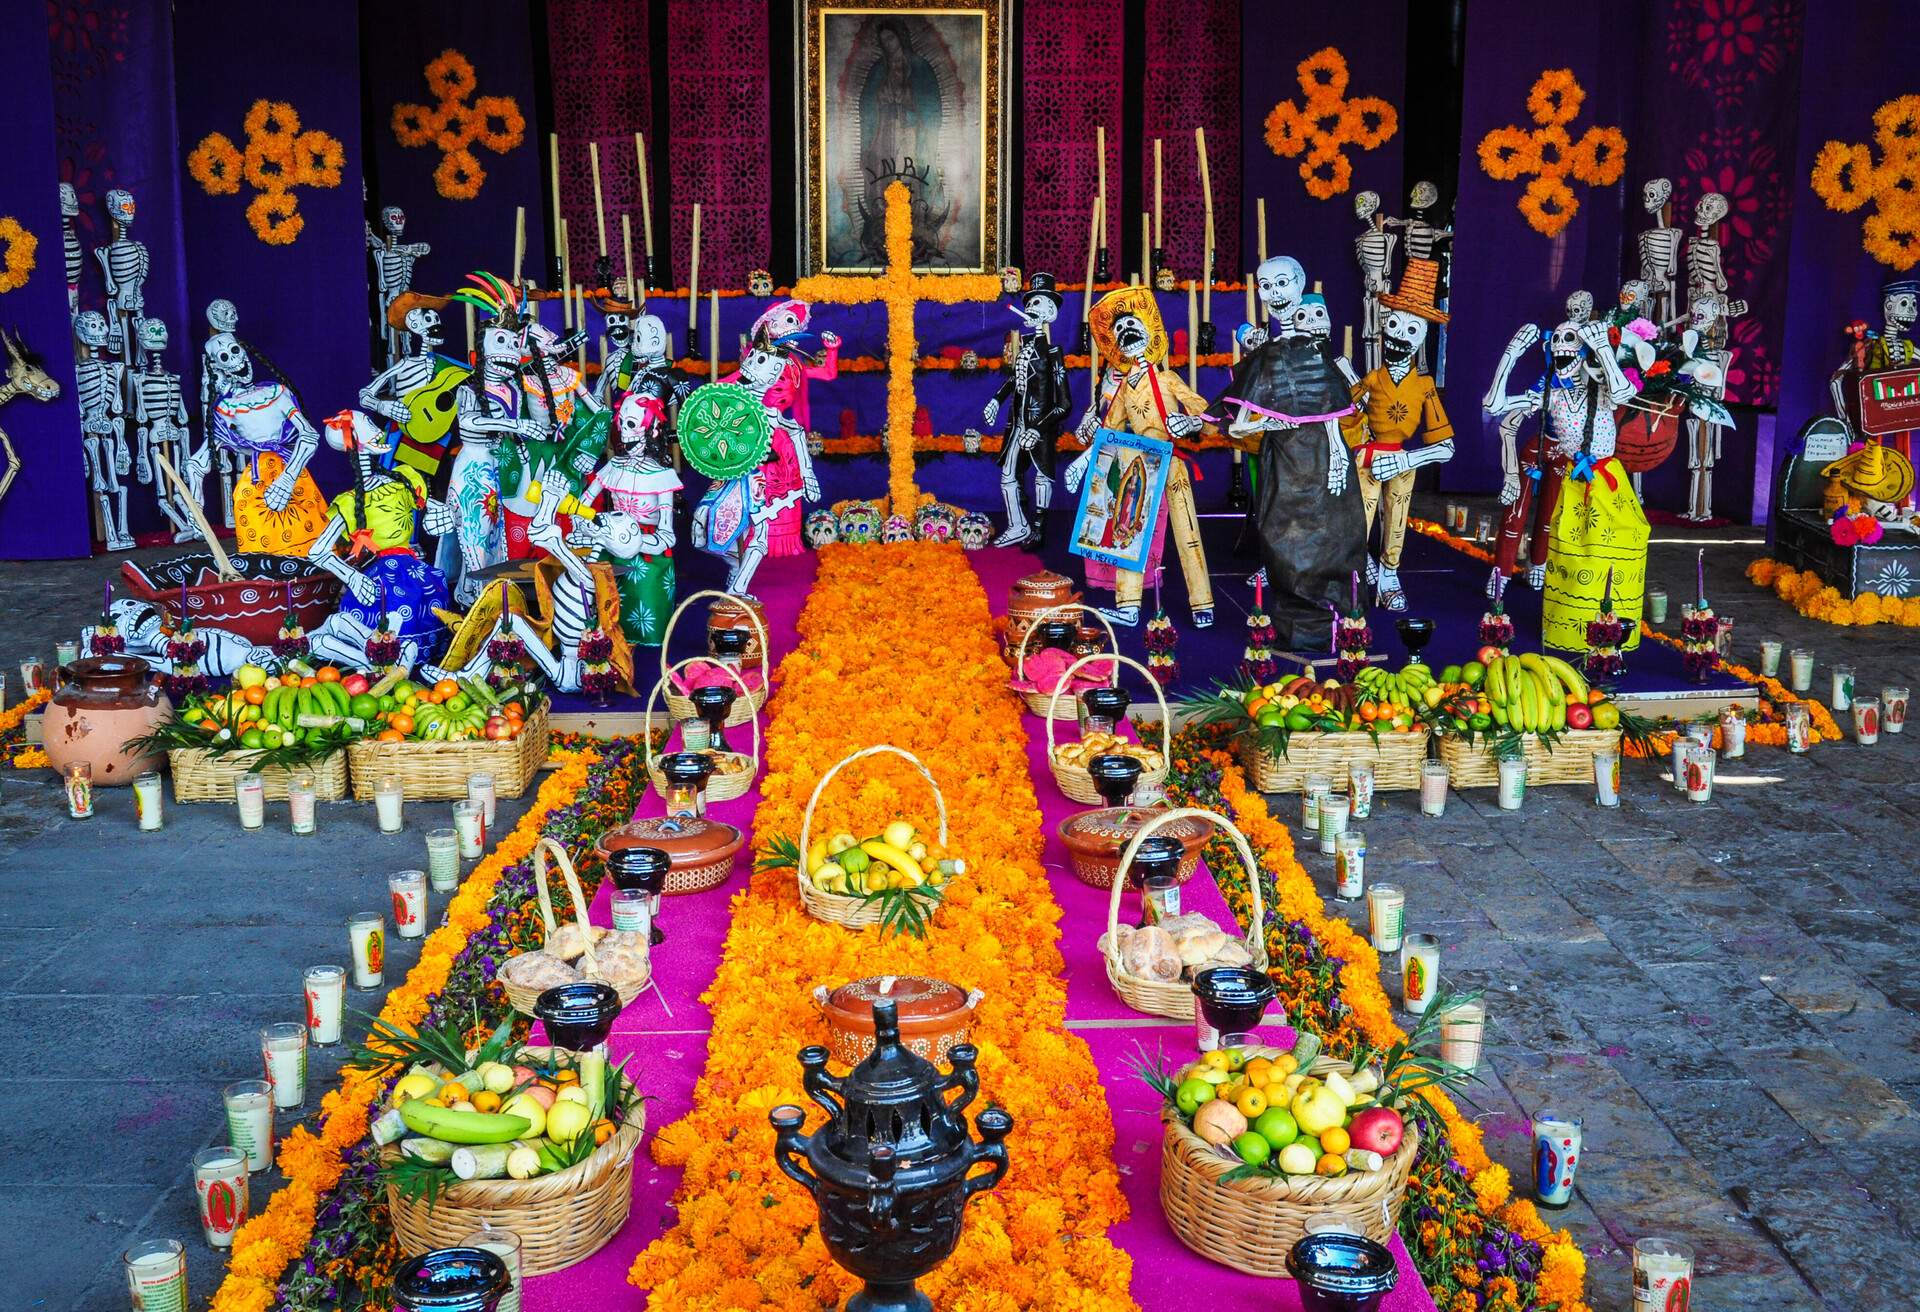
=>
[384,1050,645,1276]
[1441,728,1621,787]
[643,658,761,804]
[346,704,550,801]
[500,837,649,1017]
[1158,1056,1419,1276]
[1047,653,1172,804]
[167,747,348,803]
[656,589,771,728]
[796,745,950,930]
[1239,729,1425,794]
[1104,809,1268,1020]
[1011,604,1120,719]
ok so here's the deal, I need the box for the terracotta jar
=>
[1056,806,1208,890]
[596,814,745,895]
[813,975,984,1069]
[1006,570,1080,653]
[708,596,769,672]
[43,656,171,786]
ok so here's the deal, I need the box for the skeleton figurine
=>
[1685,193,1730,328]
[304,410,452,668]
[198,301,248,528]
[204,328,329,555]
[74,310,134,550]
[1679,294,1733,521]
[613,311,696,420]
[580,392,681,647]
[592,297,638,405]
[691,344,819,595]
[368,206,431,366]
[95,190,148,372]
[1564,290,1595,325]
[1385,182,1453,376]
[1868,278,1918,368]
[360,294,452,429]
[130,318,199,540]
[1634,179,1682,327]
[0,329,60,507]
[105,598,273,676]
[445,308,540,602]
[59,183,81,315]
[984,272,1069,550]
[1352,192,1397,371]
[1617,279,1652,324]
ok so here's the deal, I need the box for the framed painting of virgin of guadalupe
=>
[800,0,1006,274]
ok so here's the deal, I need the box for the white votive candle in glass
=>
[1317,792,1350,854]
[1440,999,1486,1072]
[1497,756,1527,810]
[1419,759,1448,816]
[1884,686,1909,734]
[460,1226,523,1312]
[222,1080,274,1172]
[304,964,345,1046]
[1366,883,1405,952]
[453,799,486,858]
[466,770,497,828]
[1758,638,1781,677]
[1684,745,1716,802]
[288,770,317,835]
[1400,933,1440,1014]
[134,770,164,830]
[1788,647,1814,692]
[1854,694,1881,744]
[260,1022,307,1110]
[235,771,265,830]
[348,912,385,989]
[373,775,404,833]
[426,827,460,891]
[66,761,93,819]
[1831,664,1855,711]
[1632,1238,1694,1311]
[123,1238,186,1312]
[389,869,427,940]
[1302,774,1331,831]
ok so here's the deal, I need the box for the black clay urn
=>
[771,998,1013,1312]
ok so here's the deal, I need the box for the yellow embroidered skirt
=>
[234,452,329,555]
[1542,457,1648,652]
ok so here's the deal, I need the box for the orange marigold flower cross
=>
[1263,47,1398,201]
[188,100,344,247]
[1811,95,1920,271]
[1477,69,1627,237]
[391,50,527,202]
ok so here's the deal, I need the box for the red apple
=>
[342,672,371,696]
[1348,1106,1405,1155]
[1476,645,1503,666]
[1565,703,1593,730]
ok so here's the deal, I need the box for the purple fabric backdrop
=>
[365,0,550,301]
[548,0,654,292]
[0,4,93,558]
[1442,0,1642,492]
[1020,0,1125,281]
[1142,0,1240,285]
[173,0,369,494]
[665,0,769,290]
[1238,2,1407,331]
[49,0,192,541]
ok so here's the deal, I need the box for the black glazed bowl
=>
[1286,1232,1399,1312]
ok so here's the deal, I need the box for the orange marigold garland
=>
[628,545,1135,1309]
[190,99,343,246]
[1479,70,1627,237]
[245,190,304,247]
[1261,47,1399,199]
[1813,95,1920,270]
[1745,555,1920,628]
[0,217,39,294]
[188,133,245,196]
[392,49,526,201]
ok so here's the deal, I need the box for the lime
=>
[240,728,265,749]
[1462,660,1486,687]
[377,694,397,712]
[349,693,380,719]
[1257,709,1285,728]
[1469,713,1492,731]
[391,680,417,701]
[1174,1078,1217,1115]
[446,692,470,712]
[835,848,872,875]
[1253,1106,1299,1150]
[1232,1131,1272,1167]
[1285,708,1313,732]
[1440,664,1462,684]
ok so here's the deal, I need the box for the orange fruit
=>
[377,729,405,742]
[243,685,267,705]
[593,1119,615,1145]
[1319,1126,1351,1155]
[388,712,415,735]
[434,679,459,699]
[301,675,318,687]
[315,666,342,683]
[555,1069,579,1085]
[504,701,525,717]
[1316,1152,1347,1177]
[470,1090,501,1113]
[1235,1088,1269,1118]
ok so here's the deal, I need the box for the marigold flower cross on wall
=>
[1477,69,1628,238]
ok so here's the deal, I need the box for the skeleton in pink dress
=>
[583,392,682,646]
[723,299,839,556]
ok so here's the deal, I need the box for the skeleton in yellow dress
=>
[205,334,328,554]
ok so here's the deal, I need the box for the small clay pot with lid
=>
[596,814,745,895]
[43,656,171,786]
[1057,806,1208,890]
[812,974,985,1068]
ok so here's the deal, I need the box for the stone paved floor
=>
[3,517,1918,1309]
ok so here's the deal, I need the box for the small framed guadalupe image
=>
[1068,429,1174,574]
[798,0,1007,274]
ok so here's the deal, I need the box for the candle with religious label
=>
[1302,774,1331,830]
[1670,735,1691,791]
[1532,1109,1581,1206]
[1400,933,1440,1013]
[610,886,652,937]
[193,1147,249,1249]
[1758,638,1781,677]
[123,1238,187,1312]
[373,775,404,833]
[1885,686,1909,733]
[1684,745,1715,802]
[1419,759,1449,816]
[390,869,428,939]
[303,964,344,1046]
[1831,663,1855,711]
[425,827,460,891]
[1785,701,1811,752]
[235,771,265,830]
[1497,756,1527,810]
[287,770,317,835]
[1719,707,1746,759]
[260,1022,307,1109]
[66,762,94,819]
[466,771,497,828]
[1853,694,1881,744]
[1366,883,1405,952]
[19,658,43,692]
[1334,831,1366,900]
[1592,749,1620,808]
[134,770,163,830]
[453,799,486,858]
[1632,1238,1693,1311]
[1347,760,1374,819]
[223,1080,273,1171]
[1317,792,1350,854]
[348,911,385,989]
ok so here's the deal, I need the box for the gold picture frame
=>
[799,0,1005,274]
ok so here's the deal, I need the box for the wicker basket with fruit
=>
[1010,603,1119,719]
[643,657,761,804]
[656,589,771,728]
[1046,653,1171,804]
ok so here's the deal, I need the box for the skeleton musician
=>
[984,272,1070,549]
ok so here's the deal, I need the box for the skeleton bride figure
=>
[581,391,682,646]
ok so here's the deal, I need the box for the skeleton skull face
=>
[1018,292,1059,331]
[1409,180,1439,211]
[1001,266,1023,294]
[1548,321,1587,376]
[746,269,775,297]
[959,349,980,373]
[1381,310,1429,365]
[404,307,443,348]
[382,206,406,237]
[206,299,239,334]
[956,511,993,549]
[576,510,648,561]
[882,514,914,543]
[1112,313,1152,359]
[762,302,807,340]
[59,183,77,218]
[1642,178,1672,213]
[1694,192,1729,228]
[804,510,840,547]
[205,331,252,385]
[1290,298,1332,341]
[631,314,669,360]
[105,189,136,225]
[739,346,789,395]
[603,311,632,348]
[74,311,109,349]
[1689,295,1725,332]
[137,317,169,353]
[838,503,882,543]
[615,392,666,461]
[961,427,983,454]
[110,599,165,650]
[1256,256,1306,320]
[1885,286,1919,334]
[480,323,523,382]
[1565,290,1594,323]
[324,408,392,458]
[914,504,956,542]
[1354,190,1381,222]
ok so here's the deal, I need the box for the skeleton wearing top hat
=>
[984,272,1070,550]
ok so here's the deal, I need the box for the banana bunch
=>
[263,680,353,733]
[804,819,966,896]
[1354,662,1435,706]
[1485,653,1590,733]
[410,681,497,742]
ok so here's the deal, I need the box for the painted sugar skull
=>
[747,268,775,297]
[914,502,957,542]
[74,310,110,350]
[1409,180,1440,212]
[106,189,136,226]
[962,427,984,454]
[381,205,406,238]
[1693,192,1729,230]
[804,509,839,548]
[838,501,883,543]
[806,431,825,457]
[1291,295,1333,341]
[1354,190,1381,222]
[206,299,239,335]
[204,331,252,389]
[1001,266,1023,294]
[1643,178,1672,216]
[882,513,914,543]
[136,317,169,354]
[1619,279,1651,316]
[1564,290,1594,324]
[956,510,994,550]
[631,313,670,360]
[1381,309,1429,367]
[958,348,980,375]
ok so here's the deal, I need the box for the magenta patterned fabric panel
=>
[1643,0,1805,407]
[666,0,771,290]
[547,0,655,288]
[1021,0,1125,282]
[1141,0,1241,282]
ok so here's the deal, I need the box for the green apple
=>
[1174,1078,1217,1115]
[500,1092,546,1138]
[1253,1106,1299,1150]
[1277,1142,1319,1175]
[1291,1083,1348,1136]
[1232,1131,1272,1166]
[234,664,268,690]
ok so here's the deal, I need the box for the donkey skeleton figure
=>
[0,329,60,507]
[130,317,200,541]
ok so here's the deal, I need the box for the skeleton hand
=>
[1064,448,1092,495]
[114,440,131,478]
[135,452,152,484]
[982,398,999,426]
[1502,324,1541,361]
[1167,411,1202,439]
[1369,449,1409,481]
[1500,472,1522,505]
[1327,429,1350,496]
[1577,320,1613,355]
[517,417,547,441]
[820,330,840,349]
[1020,426,1040,451]
[803,474,821,502]
[423,498,456,536]
[385,401,414,425]
[345,570,381,606]
[265,468,296,512]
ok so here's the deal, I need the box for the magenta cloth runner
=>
[972,546,1438,1312]
[522,552,814,1311]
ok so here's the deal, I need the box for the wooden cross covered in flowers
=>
[793,180,1000,510]
[1477,70,1627,238]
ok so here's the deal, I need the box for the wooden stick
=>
[548,132,563,282]
[560,220,573,328]
[1140,212,1150,289]
[1082,194,1101,321]
[708,290,720,376]
[588,142,608,255]
[1245,278,1257,330]
[152,448,237,580]
[577,284,589,370]
[1096,125,1108,252]
[621,212,636,305]
[1257,197,1268,263]
[1186,280,1198,390]
[688,203,702,331]
[513,206,526,287]
[1232,276,1245,363]
[635,133,655,257]
[1154,138,1164,250]
[1195,127,1214,330]
[465,302,476,359]
[1342,324,1353,361]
